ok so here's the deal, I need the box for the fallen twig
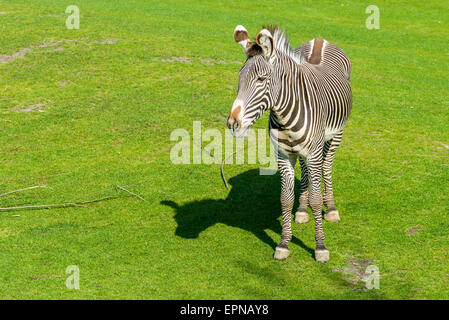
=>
[221,151,237,190]
[0,195,121,212]
[0,185,47,198]
[116,185,147,202]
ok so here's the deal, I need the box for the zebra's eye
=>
[257,76,266,82]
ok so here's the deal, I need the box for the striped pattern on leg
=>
[307,150,329,262]
[274,154,297,260]
[295,157,310,223]
[322,131,343,222]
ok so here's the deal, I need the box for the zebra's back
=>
[295,38,352,141]
[295,38,351,80]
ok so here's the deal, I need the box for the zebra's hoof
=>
[295,211,310,223]
[315,249,330,262]
[324,210,340,222]
[274,246,290,260]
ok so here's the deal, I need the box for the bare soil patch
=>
[0,38,120,64]
[406,225,422,235]
[333,257,377,291]
[152,56,241,65]
[12,103,46,113]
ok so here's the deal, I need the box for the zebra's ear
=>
[234,25,251,54]
[256,29,274,59]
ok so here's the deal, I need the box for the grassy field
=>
[0,0,448,299]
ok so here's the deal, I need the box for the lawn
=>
[0,0,448,299]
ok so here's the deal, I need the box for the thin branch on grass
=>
[116,185,147,202]
[221,151,237,190]
[0,185,47,198]
[0,195,122,212]
[195,137,239,190]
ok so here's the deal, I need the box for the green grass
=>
[0,0,448,299]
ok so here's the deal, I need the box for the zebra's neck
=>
[270,52,308,132]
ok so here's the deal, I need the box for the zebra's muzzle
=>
[228,125,250,138]
[228,102,248,137]
[227,116,249,138]
[227,116,241,130]
[227,105,242,130]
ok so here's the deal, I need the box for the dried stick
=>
[0,195,121,212]
[0,185,47,198]
[221,151,237,190]
[116,185,147,202]
[194,140,232,189]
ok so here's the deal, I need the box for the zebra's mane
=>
[263,25,304,65]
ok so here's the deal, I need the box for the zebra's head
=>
[227,25,279,137]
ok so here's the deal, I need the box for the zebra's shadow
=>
[161,169,314,257]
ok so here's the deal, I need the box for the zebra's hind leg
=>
[295,157,310,224]
[322,131,343,222]
[274,154,297,260]
[308,151,329,262]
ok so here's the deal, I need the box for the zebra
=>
[227,25,352,262]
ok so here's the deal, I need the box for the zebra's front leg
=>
[274,154,297,260]
[322,131,343,222]
[308,152,330,262]
[295,157,310,223]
